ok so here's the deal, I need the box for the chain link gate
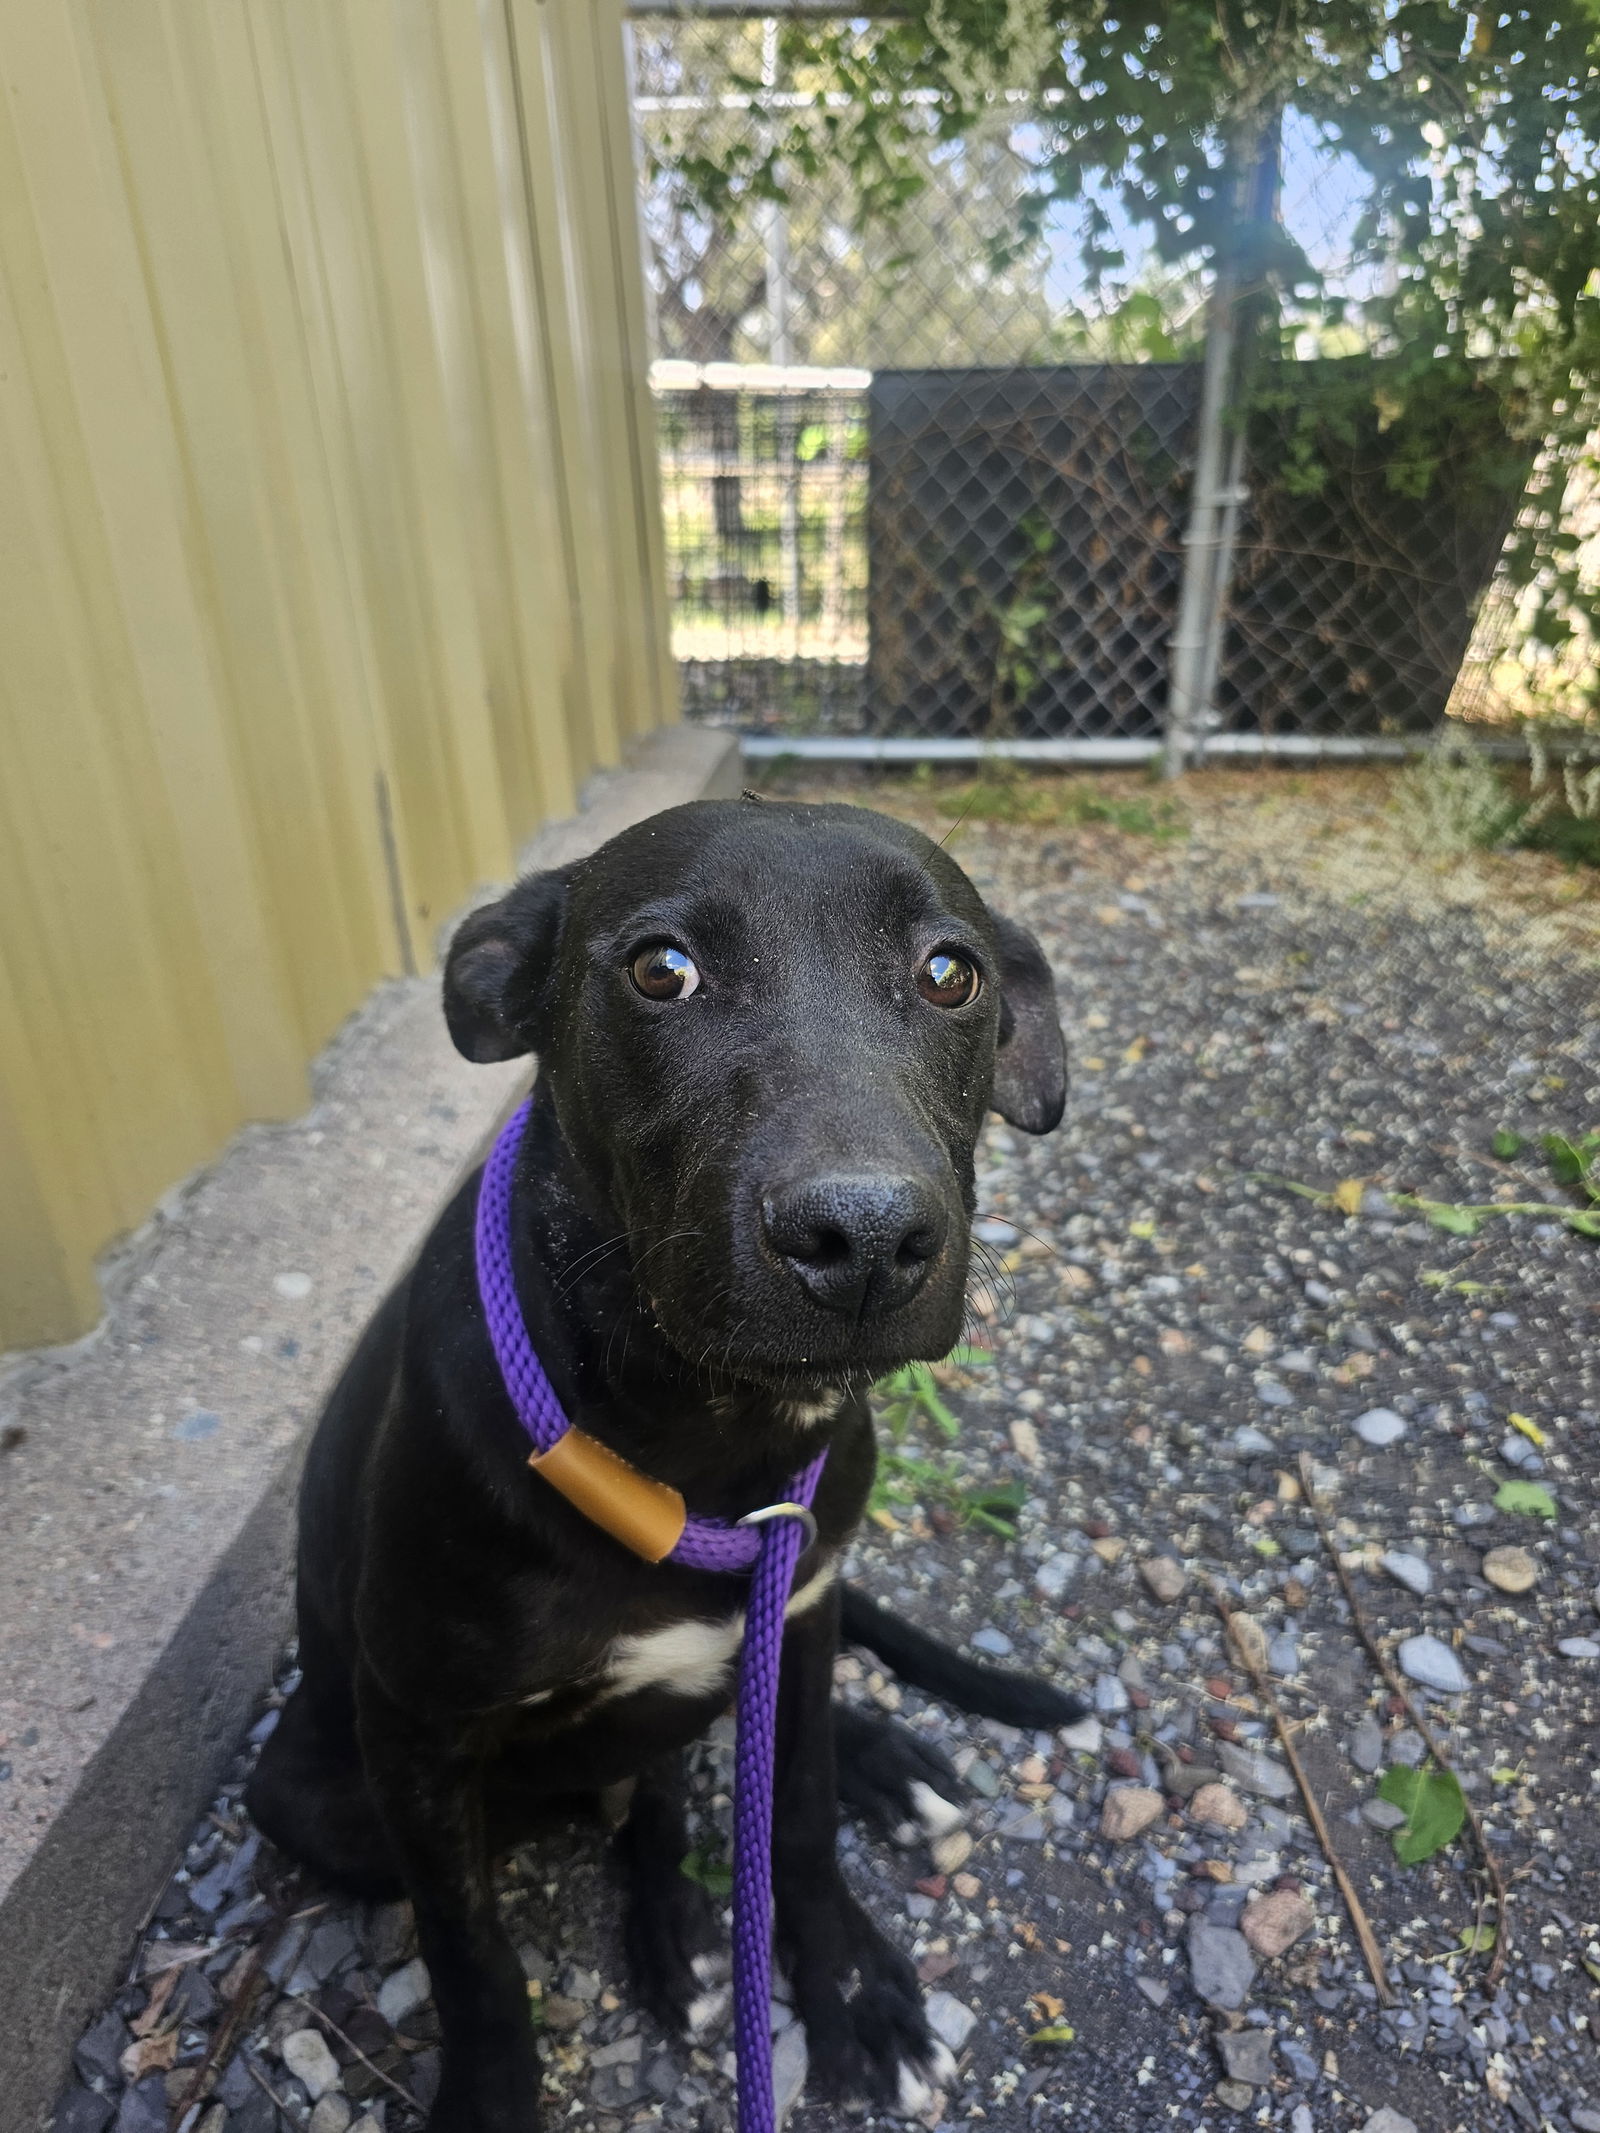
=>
[632,10,1555,761]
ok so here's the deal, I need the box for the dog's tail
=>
[839,1586,1089,1730]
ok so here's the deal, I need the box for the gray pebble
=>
[114,2082,169,2133]
[1216,2029,1275,2085]
[997,1806,1047,1841]
[72,2012,129,2088]
[1380,1551,1432,1597]
[772,2017,808,2122]
[1559,1637,1600,1659]
[1348,1717,1384,1774]
[1094,1673,1130,1716]
[1387,1729,1426,1767]
[1397,1634,1468,1695]
[281,2028,341,2101]
[1215,1741,1296,1802]
[1188,1920,1257,2010]
[971,1626,1014,1657]
[1281,2039,1319,2084]
[1354,1408,1406,1447]
[51,2094,113,2133]
[1033,1553,1078,1600]
[1232,1426,1277,1456]
[1363,1799,1408,1832]
[376,1955,432,2026]
[924,1991,978,2053]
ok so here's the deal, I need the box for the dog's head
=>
[444,799,1065,1387]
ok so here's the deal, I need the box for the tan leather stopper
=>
[529,1428,688,1563]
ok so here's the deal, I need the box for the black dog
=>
[248,797,1085,2131]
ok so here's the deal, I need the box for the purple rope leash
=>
[476,1097,825,2132]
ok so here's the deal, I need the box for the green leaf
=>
[1377,1764,1467,1864]
[679,1846,733,1900]
[1491,1129,1524,1160]
[1459,1923,1498,1953]
[963,1478,1027,1535]
[1541,1133,1587,1189]
[1027,2025,1077,2047]
[943,1342,994,1369]
[1422,1202,1483,1236]
[1494,1480,1558,1519]
[1564,1210,1600,1238]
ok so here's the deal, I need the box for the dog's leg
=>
[840,1585,1088,1728]
[773,1589,958,2118]
[832,1703,966,1848]
[615,1752,731,2043]
[246,1669,402,1899]
[357,1674,540,2133]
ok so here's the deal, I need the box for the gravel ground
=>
[49,768,1600,2133]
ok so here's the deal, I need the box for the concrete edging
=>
[0,727,740,2133]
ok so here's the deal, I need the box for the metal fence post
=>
[1164,115,1281,778]
[1163,239,1243,779]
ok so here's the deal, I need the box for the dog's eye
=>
[917,949,980,1008]
[630,944,701,1001]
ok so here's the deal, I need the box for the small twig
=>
[1205,1575,1397,2007]
[1298,1454,1510,1988]
[246,2058,294,2113]
[289,1992,423,2118]
[170,1945,267,2123]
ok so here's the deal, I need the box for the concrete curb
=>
[0,727,740,2133]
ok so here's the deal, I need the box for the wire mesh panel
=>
[655,365,869,732]
[1215,373,1534,743]
[867,366,1198,740]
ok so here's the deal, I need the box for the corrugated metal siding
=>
[0,0,674,1350]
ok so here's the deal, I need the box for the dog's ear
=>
[989,912,1067,1134]
[442,870,569,1062]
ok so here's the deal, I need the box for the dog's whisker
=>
[553,1230,644,1299]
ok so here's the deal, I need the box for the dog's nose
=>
[761,1175,947,1318]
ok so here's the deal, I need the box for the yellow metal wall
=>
[0,0,675,1351]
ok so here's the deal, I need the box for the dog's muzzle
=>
[760,1172,948,1320]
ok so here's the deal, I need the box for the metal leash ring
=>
[736,1500,819,1550]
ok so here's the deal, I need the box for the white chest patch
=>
[596,1561,837,1703]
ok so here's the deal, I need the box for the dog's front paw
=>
[624,1861,730,2042]
[833,1706,966,1848]
[426,2033,543,2133]
[787,1897,961,2119]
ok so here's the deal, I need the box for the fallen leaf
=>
[1507,1412,1546,1449]
[1332,1178,1364,1216]
[1494,1480,1557,1520]
[1377,1764,1466,1865]
[130,1968,178,2037]
[120,2029,179,2082]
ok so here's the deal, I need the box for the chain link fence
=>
[633,11,1588,758]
